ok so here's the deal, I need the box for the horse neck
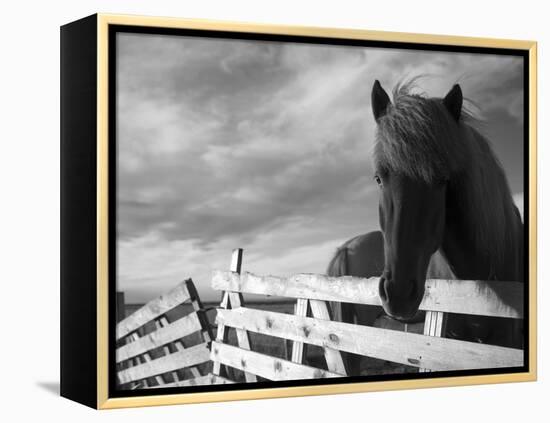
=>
[441,128,524,283]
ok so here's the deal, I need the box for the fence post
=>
[213,249,257,383]
[291,299,309,364]
[419,311,448,372]
[116,291,125,323]
[309,299,347,375]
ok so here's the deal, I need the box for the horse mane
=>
[373,78,478,183]
[373,78,523,280]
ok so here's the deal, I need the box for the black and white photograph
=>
[4,0,547,417]
[112,28,527,392]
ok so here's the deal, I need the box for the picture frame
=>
[60,13,537,409]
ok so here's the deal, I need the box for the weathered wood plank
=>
[213,248,256,382]
[211,271,523,319]
[116,313,203,363]
[118,342,211,385]
[213,294,228,375]
[291,299,308,363]
[117,280,192,339]
[230,248,243,274]
[220,291,229,309]
[210,341,343,381]
[186,282,213,343]
[148,374,234,388]
[124,332,164,387]
[424,311,447,338]
[157,316,202,379]
[420,311,448,372]
[216,307,523,371]
[212,291,230,377]
[309,299,347,375]
[228,292,257,383]
[155,318,181,382]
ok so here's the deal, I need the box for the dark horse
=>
[328,79,524,375]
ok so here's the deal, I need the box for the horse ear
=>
[372,80,391,122]
[443,84,463,122]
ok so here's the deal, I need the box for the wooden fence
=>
[115,279,231,389]
[210,258,524,381]
[115,249,524,387]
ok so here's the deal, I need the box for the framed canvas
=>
[60,13,537,409]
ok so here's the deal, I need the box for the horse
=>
[327,79,524,376]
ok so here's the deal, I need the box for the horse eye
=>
[374,175,382,186]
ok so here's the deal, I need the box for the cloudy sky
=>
[116,32,524,303]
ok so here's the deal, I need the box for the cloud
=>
[116,33,525,302]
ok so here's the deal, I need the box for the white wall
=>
[1,1,546,421]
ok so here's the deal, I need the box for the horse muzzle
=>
[378,275,425,321]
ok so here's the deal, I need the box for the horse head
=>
[371,80,464,321]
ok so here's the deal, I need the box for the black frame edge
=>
[60,13,98,409]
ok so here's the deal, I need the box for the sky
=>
[116,32,524,303]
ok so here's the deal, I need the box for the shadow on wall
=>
[36,381,59,396]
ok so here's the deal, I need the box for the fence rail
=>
[115,279,227,389]
[212,270,523,319]
[117,282,194,339]
[211,261,524,381]
[215,306,522,371]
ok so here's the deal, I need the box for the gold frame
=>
[95,13,537,409]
